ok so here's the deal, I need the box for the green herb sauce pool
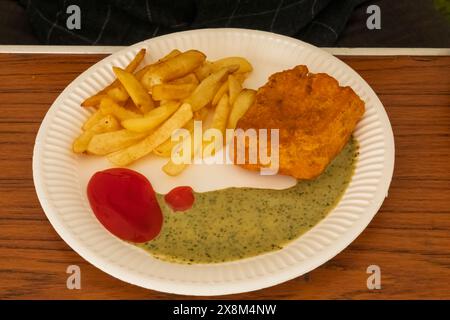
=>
[138,138,358,264]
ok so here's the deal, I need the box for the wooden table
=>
[0,53,449,299]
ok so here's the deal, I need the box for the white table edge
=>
[0,45,449,56]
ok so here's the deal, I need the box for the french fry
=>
[211,79,228,106]
[227,89,256,130]
[228,74,242,105]
[135,65,152,82]
[73,115,120,153]
[162,159,189,176]
[83,109,104,130]
[193,107,209,121]
[87,129,148,155]
[123,98,142,114]
[113,67,154,113]
[199,94,231,158]
[234,72,249,84]
[141,50,206,89]
[152,83,197,101]
[122,101,180,133]
[81,49,146,107]
[161,103,216,174]
[100,97,141,121]
[211,94,231,135]
[76,48,256,175]
[108,103,193,166]
[211,57,253,74]
[194,61,213,81]
[124,48,147,73]
[168,73,199,85]
[162,110,213,176]
[107,86,129,102]
[160,49,182,62]
[80,94,106,108]
[185,65,238,112]
[153,106,208,158]
[153,119,196,157]
[134,49,181,81]
[161,121,198,175]
[153,139,175,158]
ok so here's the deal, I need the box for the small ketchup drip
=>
[87,168,163,243]
[164,186,195,212]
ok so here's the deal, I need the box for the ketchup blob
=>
[164,186,195,211]
[87,168,163,243]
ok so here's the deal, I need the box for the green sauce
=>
[138,138,358,264]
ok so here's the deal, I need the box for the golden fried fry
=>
[211,56,253,73]
[227,89,256,130]
[184,65,238,112]
[123,98,142,114]
[162,123,197,175]
[83,109,104,130]
[122,100,180,133]
[161,104,217,174]
[193,61,213,81]
[153,139,175,158]
[168,73,199,85]
[211,94,230,135]
[211,79,228,106]
[99,97,141,121]
[153,118,197,157]
[80,94,106,108]
[153,106,208,158]
[76,48,257,175]
[73,115,120,153]
[162,159,189,176]
[108,103,193,166]
[228,74,242,105]
[134,49,181,81]
[106,85,129,102]
[81,49,146,107]
[193,107,209,121]
[87,129,148,155]
[125,48,146,73]
[200,94,231,158]
[152,83,197,101]
[141,50,206,89]
[234,73,249,84]
[113,67,154,113]
[159,49,182,62]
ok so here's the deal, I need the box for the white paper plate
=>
[33,28,395,296]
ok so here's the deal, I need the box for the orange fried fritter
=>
[235,65,365,179]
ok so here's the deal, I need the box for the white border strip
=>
[325,47,450,56]
[0,45,449,56]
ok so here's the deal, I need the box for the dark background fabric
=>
[15,0,367,46]
[0,0,449,47]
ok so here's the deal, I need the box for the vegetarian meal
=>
[75,48,364,264]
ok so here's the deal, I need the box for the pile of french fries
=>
[73,48,256,176]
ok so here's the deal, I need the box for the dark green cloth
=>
[19,0,368,46]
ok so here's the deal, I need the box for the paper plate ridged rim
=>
[33,28,395,296]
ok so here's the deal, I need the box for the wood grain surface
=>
[0,53,449,300]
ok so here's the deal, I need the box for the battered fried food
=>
[235,65,365,179]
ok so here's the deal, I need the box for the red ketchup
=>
[87,168,163,243]
[164,186,195,211]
